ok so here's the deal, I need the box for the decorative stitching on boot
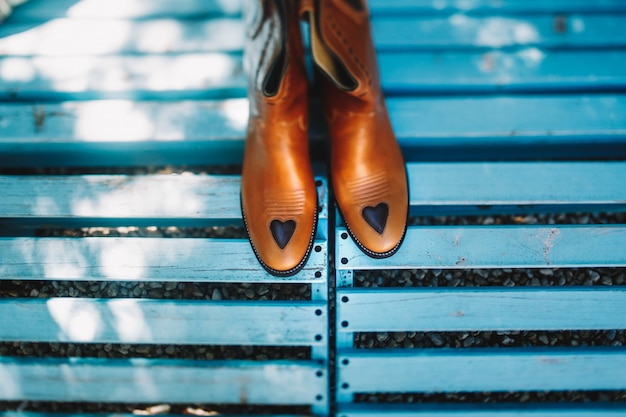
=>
[327,12,372,87]
[344,171,388,206]
[255,9,276,93]
[264,189,306,217]
[241,192,320,277]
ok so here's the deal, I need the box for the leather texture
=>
[302,0,409,257]
[241,0,318,275]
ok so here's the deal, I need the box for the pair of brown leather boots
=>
[241,0,408,276]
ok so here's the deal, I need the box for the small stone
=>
[135,345,150,354]
[211,289,222,300]
[428,333,445,346]
[474,269,489,279]
[392,332,407,343]
[607,330,617,341]
[463,337,476,347]
[376,332,389,343]
[502,336,515,345]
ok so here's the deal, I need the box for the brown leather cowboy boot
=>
[241,0,318,275]
[301,0,408,257]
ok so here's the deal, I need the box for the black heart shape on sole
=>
[362,202,389,235]
[270,219,297,249]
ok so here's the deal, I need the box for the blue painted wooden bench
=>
[335,162,626,416]
[2,0,626,416]
[0,173,330,414]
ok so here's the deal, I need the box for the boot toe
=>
[242,191,318,276]
[335,169,408,258]
[344,199,407,258]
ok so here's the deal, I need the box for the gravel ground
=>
[1,166,625,414]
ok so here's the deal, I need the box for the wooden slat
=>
[0,99,247,167]
[0,99,249,143]
[337,287,626,332]
[0,174,242,222]
[372,15,626,50]
[3,95,626,143]
[380,50,626,95]
[407,161,626,213]
[338,403,626,417]
[2,162,621,221]
[0,54,245,101]
[9,0,626,20]
[0,174,329,230]
[393,95,626,160]
[336,225,626,270]
[0,18,245,55]
[1,96,625,166]
[9,0,245,20]
[0,356,326,404]
[371,0,626,15]
[2,15,625,56]
[0,298,326,345]
[0,237,327,283]
[337,348,626,393]
[2,50,626,101]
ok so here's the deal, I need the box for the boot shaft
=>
[243,0,308,120]
[301,0,383,105]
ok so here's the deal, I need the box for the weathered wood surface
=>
[0,298,327,345]
[407,161,626,212]
[2,95,626,143]
[0,237,327,282]
[1,162,622,222]
[0,174,243,222]
[2,15,625,55]
[9,0,626,20]
[1,96,625,166]
[337,348,626,393]
[337,287,626,332]
[337,225,626,270]
[2,50,626,101]
[0,356,327,404]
